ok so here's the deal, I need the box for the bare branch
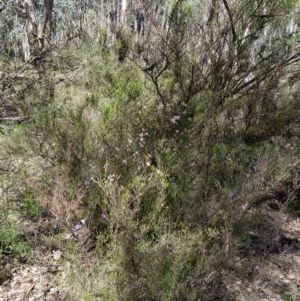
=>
[222,0,237,43]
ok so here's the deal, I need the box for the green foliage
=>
[281,290,298,301]
[115,226,226,301]
[0,219,29,256]
[23,191,43,221]
[3,0,300,300]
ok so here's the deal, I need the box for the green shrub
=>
[4,1,300,299]
[23,191,43,221]
[0,220,29,255]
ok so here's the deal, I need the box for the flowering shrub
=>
[6,2,300,299]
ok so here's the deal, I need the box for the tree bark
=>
[42,0,54,51]
[24,0,39,61]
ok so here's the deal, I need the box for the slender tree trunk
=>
[42,0,54,51]
[22,34,30,62]
[25,0,54,62]
[25,0,54,101]
[121,0,127,24]
[99,0,104,28]
[25,0,39,61]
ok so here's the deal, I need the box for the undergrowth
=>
[1,1,300,300]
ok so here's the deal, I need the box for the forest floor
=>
[225,199,300,301]
[0,212,97,301]
[1,199,300,300]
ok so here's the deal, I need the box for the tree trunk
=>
[121,0,127,24]
[25,0,39,61]
[42,0,54,51]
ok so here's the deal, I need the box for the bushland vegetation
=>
[1,0,300,300]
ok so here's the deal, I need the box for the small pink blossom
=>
[157,104,164,110]
[171,115,180,124]
[285,143,293,150]
[136,101,142,106]
[115,147,120,152]
[80,219,86,224]
[122,159,127,164]
[74,224,82,231]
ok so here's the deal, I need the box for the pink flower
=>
[122,159,127,164]
[80,219,86,224]
[115,147,120,152]
[171,115,180,124]
[285,143,292,150]
[74,224,82,231]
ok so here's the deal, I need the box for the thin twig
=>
[222,0,237,42]
[22,283,36,301]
